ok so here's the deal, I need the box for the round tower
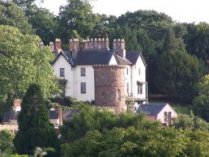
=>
[93,65,126,112]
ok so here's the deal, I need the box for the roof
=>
[115,54,132,65]
[75,50,113,65]
[52,51,73,65]
[3,108,59,123]
[137,103,168,116]
[3,110,19,123]
[126,51,147,66]
[49,109,59,119]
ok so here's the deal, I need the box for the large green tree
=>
[26,5,57,44]
[0,25,58,101]
[57,0,100,42]
[0,1,32,34]
[61,105,209,157]
[184,22,209,60]
[193,75,209,122]
[154,29,205,102]
[13,84,59,156]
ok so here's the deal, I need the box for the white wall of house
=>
[157,104,178,124]
[53,55,74,97]
[131,57,147,101]
[109,55,118,65]
[73,65,95,102]
[125,65,131,97]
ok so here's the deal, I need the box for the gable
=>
[52,51,73,66]
[126,51,147,66]
[109,55,118,65]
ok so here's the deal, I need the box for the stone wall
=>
[93,65,127,112]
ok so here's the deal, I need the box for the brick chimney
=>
[69,38,80,59]
[113,39,126,58]
[54,38,62,54]
[49,42,54,52]
[13,99,21,112]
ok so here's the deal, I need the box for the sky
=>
[41,0,209,24]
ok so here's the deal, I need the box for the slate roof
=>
[3,110,19,124]
[52,49,146,66]
[52,51,73,65]
[126,51,147,66]
[75,50,113,65]
[3,108,59,124]
[49,109,59,119]
[137,103,168,116]
[115,54,132,65]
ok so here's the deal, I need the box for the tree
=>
[57,0,100,42]
[184,22,209,60]
[154,29,205,102]
[13,84,59,156]
[0,1,32,34]
[26,5,57,44]
[12,0,44,9]
[0,25,58,101]
[0,130,14,153]
[193,75,209,122]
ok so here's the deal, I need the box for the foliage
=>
[184,22,209,60]
[0,130,14,153]
[154,29,205,102]
[173,112,209,130]
[61,104,160,142]
[0,1,32,34]
[0,25,58,101]
[57,0,101,42]
[193,75,209,122]
[26,5,57,44]
[13,84,60,156]
[61,105,209,157]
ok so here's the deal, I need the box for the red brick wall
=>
[93,65,126,112]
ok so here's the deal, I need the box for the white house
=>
[52,38,147,110]
[137,103,178,125]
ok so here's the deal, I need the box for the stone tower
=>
[93,65,126,112]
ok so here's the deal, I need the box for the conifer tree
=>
[14,84,59,156]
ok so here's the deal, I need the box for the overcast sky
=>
[41,0,209,23]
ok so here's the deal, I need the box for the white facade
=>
[124,56,147,103]
[53,52,147,103]
[157,104,178,124]
[73,65,95,102]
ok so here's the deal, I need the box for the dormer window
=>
[81,67,86,76]
[60,68,65,77]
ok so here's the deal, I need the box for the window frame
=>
[60,68,65,77]
[137,82,143,94]
[80,67,86,77]
[80,82,86,94]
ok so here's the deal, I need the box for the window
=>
[168,112,172,124]
[116,89,121,101]
[164,112,168,123]
[137,82,143,94]
[81,67,86,76]
[81,82,86,94]
[60,68,65,77]
[127,83,129,94]
[139,68,141,75]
